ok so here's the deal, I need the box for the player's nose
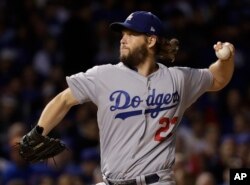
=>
[120,36,125,45]
[120,34,128,45]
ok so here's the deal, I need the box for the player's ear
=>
[147,35,157,48]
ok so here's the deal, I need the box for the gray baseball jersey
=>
[66,62,213,182]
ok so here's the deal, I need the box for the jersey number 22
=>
[154,117,178,142]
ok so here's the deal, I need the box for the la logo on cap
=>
[150,26,155,32]
[126,13,133,21]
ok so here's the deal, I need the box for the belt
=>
[107,173,160,185]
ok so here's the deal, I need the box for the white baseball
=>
[215,45,231,60]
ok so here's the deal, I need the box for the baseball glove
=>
[18,125,66,163]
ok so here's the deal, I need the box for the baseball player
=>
[19,11,235,185]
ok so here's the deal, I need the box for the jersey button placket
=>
[147,78,151,90]
[145,78,151,120]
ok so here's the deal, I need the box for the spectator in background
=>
[93,166,104,185]
[233,111,249,135]
[208,136,240,184]
[33,36,62,78]
[235,134,250,168]
[195,172,216,185]
[74,117,99,160]
[174,153,194,185]
[203,123,220,161]
[2,122,58,185]
[79,147,100,184]
[57,173,84,185]
[1,122,31,185]
[37,176,55,185]
[0,95,19,132]
[221,168,230,185]
[219,88,247,135]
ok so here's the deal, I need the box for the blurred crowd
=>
[0,0,249,185]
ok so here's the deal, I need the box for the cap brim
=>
[109,22,143,33]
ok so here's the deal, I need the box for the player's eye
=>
[130,32,140,36]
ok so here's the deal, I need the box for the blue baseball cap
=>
[110,11,164,37]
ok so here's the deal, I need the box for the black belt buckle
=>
[108,173,159,185]
[108,180,136,185]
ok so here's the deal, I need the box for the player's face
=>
[120,30,149,68]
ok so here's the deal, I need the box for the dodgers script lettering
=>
[109,89,180,119]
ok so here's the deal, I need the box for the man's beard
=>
[120,43,149,69]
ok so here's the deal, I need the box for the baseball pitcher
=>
[18,11,235,185]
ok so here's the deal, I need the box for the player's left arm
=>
[208,42,235,91]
